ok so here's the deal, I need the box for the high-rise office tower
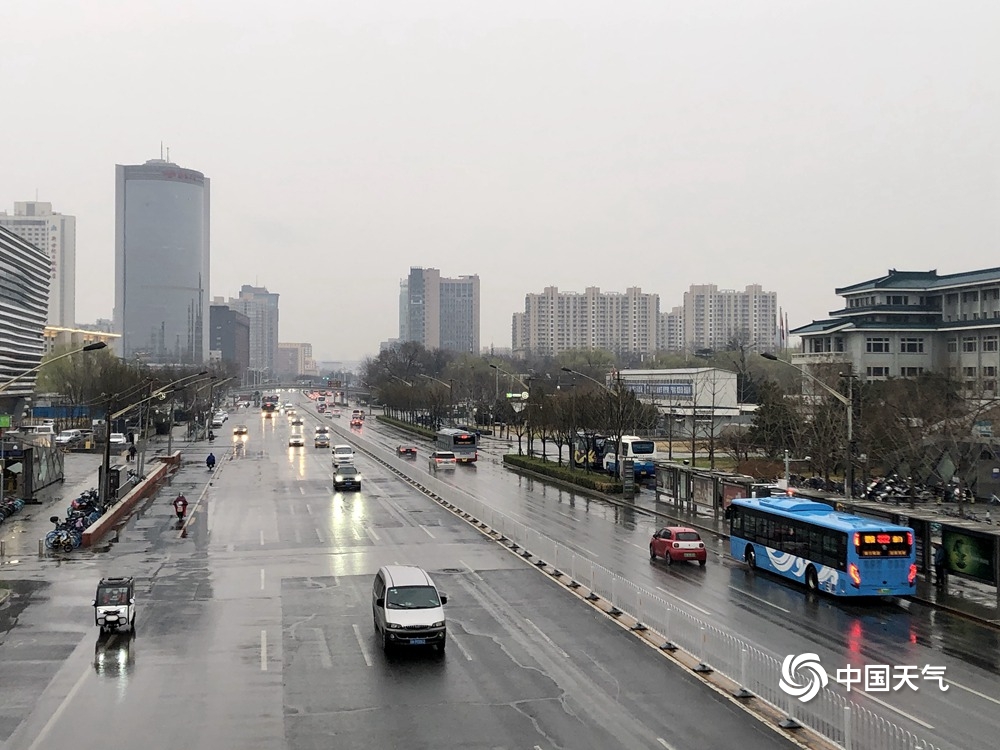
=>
[228,285,279,377]
[399,268,480,353]
[114,158,210,363]
[0,202,75,327]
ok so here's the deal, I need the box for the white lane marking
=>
[27,665,90,750]
[306,503,313,515]
[352,526,362,540]
[629,542,645,551]
[299,486,305,494]
[863,693,933,729]
[260,569,265,590]
[420,525,436,539]
[352,624,374,667]
[449,632,474,661]
[574,543,599,559]
[949,678,1000,706]
[259,530,265,546]
[289,503,296,515]
[655,587,712,616]
[260,630,268,671]
[458,559,484,581]
[315,528,324,543]
[657,739,680,750]
[365,525,380,543]
[729,586,789,613]
[524,618,569,658]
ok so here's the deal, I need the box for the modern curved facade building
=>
[0,225,50,410]
[114,159,210,363]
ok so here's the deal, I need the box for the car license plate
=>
[410,638,426,645]
[878,587,891,594]
[684,552,695,558]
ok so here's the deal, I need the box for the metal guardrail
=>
[354,439,950,750]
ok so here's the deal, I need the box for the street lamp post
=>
[762,353,854,497]
[161,371,210,456]
[783,449,813,488]
[0,341,108,399]
[418,374,453,429]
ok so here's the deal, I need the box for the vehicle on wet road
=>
[649,526,707,566]
[314,434,331,449]
[372,565,447,653]
[93,576,136,633]
[334,464,362,491]
[232,424,248,436]
[350,417,363,428]
[396,445,417,458]
[728,496,917,596]
[315,425,330,435]
[288,433,305,447]
[436,427,478,463]
[428,450,457,472]
[332,444,355,467]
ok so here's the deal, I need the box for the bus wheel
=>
[805,566,819,592]
[745,546,756,570]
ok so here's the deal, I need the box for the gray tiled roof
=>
[835,267,1000,295]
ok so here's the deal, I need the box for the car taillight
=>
[906,531,913,546]
[848,563,861,588]
[853,532,861,547]
[908,564,917,585]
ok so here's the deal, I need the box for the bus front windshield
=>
[630,441,655,455]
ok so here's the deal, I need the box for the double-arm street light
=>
[762,353,854,497]
[418,374,453,428]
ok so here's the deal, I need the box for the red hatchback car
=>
[649,526,707,566]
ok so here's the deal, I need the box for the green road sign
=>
[0,415,10,428]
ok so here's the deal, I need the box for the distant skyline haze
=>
[3,1,998,360]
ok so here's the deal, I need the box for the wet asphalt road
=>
[354,410,1000,750]
[0,407,796,750]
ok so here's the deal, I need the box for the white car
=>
[428,451,457,472]
[332,444,355,467]
[109,433,128,446]
[288,433,305,447]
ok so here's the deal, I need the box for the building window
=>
[985,380,997,393]
[901,367,924,377]
[984,366,997,377]
[947,338,958,352]
[866,367,890,378]
[964,367,978,377]
[866,337,890,353]
[962,337,978,352]
[899,337,924,353]
[984,336,998,352]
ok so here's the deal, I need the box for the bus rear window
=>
[453,434,476,446]
[630,441,655,455]
[855,531,912,557]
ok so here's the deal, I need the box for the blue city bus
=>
[728,496,917,596]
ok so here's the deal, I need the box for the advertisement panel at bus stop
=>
[942,527,997,584]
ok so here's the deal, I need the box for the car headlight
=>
[386,623,404,630]
[335,475,343,482]
[431,621,445,628]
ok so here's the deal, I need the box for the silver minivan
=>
[372,565,448,654]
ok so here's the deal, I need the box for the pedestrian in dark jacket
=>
[933,544,947,587]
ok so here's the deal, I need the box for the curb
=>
[502,462,1000,631]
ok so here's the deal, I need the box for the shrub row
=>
[503,454,622,494]
[376,415,437,439]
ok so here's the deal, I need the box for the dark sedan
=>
[396,445,417,458]
[334,465,362,492]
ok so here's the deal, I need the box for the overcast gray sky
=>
[4,1,998,361]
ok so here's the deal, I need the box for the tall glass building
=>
[114,159,210,364]
[0,225,49,411]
